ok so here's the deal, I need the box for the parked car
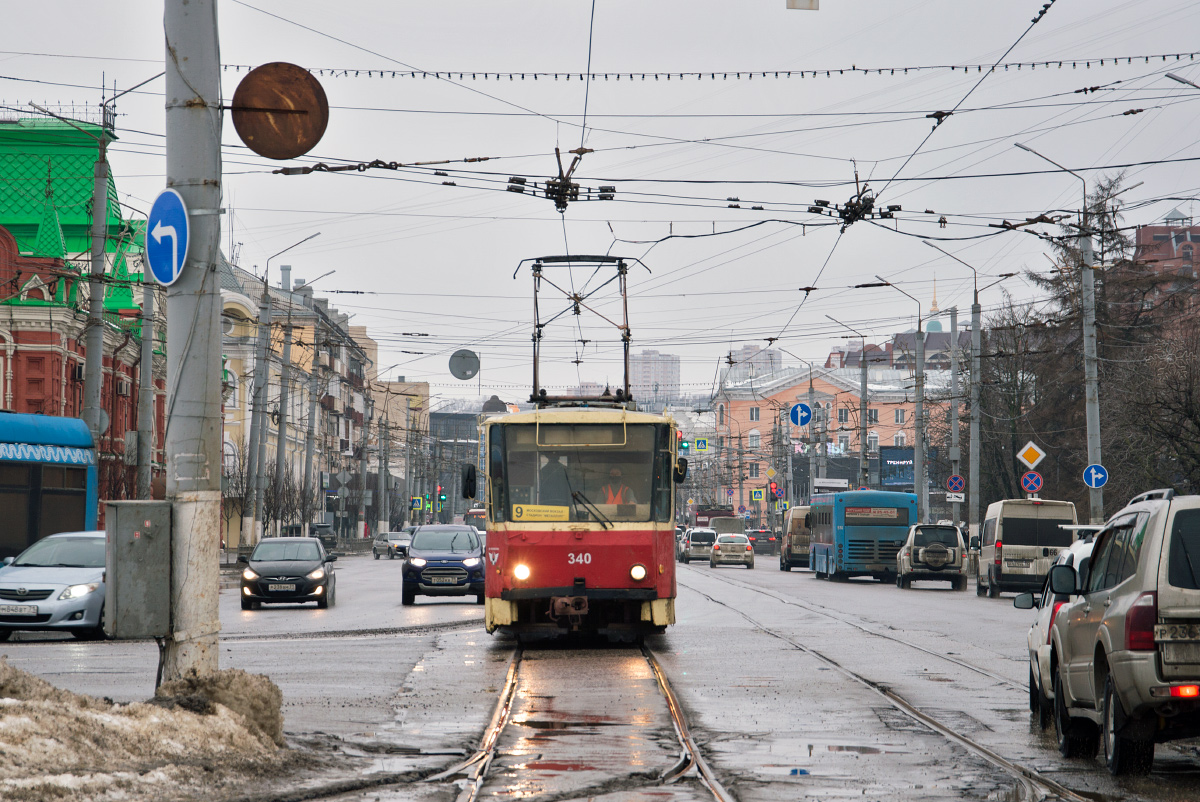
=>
[1044,489,1200,775]
[676,528,693,562]
[895,524,968,590]
[280,522,338,550]
[1015,537,1096,729]
[978,498,1078,597]
[745,528,777,555]
[402,525,485,605]
[239,537,337,610]
[679,528,716,564]
[0,531,106,641]
[710,534,754,569]
[373,530,412,560]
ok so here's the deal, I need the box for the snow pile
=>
[0,658,288,801]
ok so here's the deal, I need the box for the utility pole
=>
[273,292,293,537]
[248,283,271,543]
[949,307,961,526]
[784,408,794,507]
[136,283,155,498]
[302,354,320,534]
[377,414,390,535]
[827,315,870,489]
[82,108,110,442]
[162,0,222,679]
[971,295,982,539]
[358,398,371,537]
[404,402,414,526]
[807,374,817,500]
[915,324,927,523]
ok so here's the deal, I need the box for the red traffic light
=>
[769,481,778,493]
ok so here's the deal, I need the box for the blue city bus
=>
[809,490,917,581]
[0,412,98,560]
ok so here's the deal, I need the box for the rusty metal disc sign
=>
[231,62,328,160]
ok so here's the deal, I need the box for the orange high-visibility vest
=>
[602,484,629,504]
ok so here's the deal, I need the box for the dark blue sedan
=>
[402,525,485,606]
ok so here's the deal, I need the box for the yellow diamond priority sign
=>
[1017,440,1047,470]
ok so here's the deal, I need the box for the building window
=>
[867,408,879,424]
[895,408,905,424]
[868,432,879,452]
[838,435,850,451]
[749,463,759,479]
[837,407,849,424]
[748,430,761,450]
[749,406,760,421]
[717,436,724,452]
[718,404,725,426]
[894,432,907,447]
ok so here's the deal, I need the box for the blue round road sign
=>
[946,474,965,493]
[1083,464,1109,489]
[790,403,812,427]
[145,188,190,286]
[1020,471,1043,494]
[775,488,785,498]
[737,505,746,514]
[726,489,734,498]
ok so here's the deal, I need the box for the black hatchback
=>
[239,537,337,610]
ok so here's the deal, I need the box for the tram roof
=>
[482,407,672,427]
[0,413,94,448]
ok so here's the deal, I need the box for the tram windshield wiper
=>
[572,490,613,530]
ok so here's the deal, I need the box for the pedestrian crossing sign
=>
[410,497,422,510]
[695,438,708,452]
[750,489,764,501]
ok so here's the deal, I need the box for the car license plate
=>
[1156,623,1200,641]
[0,604,37,616]
[268,583,296,592]
[429,576,457,585]
[1006,559,1032,567]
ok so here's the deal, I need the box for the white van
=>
[978,498,1078,597]
[780,506,811,571]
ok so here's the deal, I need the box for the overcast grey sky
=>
[6,0,1200,399]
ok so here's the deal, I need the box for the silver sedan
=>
[0,531,107,640]
[710,534,755,569]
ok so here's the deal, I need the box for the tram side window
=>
[40,466,87,539]
[0,465,32,560]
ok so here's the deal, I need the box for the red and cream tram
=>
[465,406,683,640]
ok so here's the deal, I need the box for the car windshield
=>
[252,541,321,561]
[491,423,672,524]
[412,529,479,552]
[690,530,715,544]
[717,535,748,544]
[913,526,960,547]
[12,536,104,568]
[389,533,409,541]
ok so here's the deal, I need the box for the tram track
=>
[683,568,1024,691]
[426,644,736,802]
[678,574,1090,802]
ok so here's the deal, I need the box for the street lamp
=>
[826,315,871,489]
[1014,142,1102,523]
[1167,72,1200,91]
[265,231,322,288]
[921,242,1018,535]
[871,277,927,523]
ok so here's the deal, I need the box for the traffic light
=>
[437,484,447,502]
[677,430,689,451]
[769,481,778,495]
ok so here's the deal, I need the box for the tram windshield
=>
[490,423,672,524]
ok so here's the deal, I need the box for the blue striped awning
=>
[0,443,96,465]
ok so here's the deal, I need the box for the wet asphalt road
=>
[4,552,1200,800]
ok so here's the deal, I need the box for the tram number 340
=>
[567,552,593,565]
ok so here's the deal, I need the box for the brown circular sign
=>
[231,62,329,160]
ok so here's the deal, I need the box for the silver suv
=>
[1045,489,1200,775]
[895,524,967,590]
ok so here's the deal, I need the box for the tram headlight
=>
[513,564,531,581]
[630,564,647,581]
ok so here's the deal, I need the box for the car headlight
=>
[462,557,481,568]
[58,583,99,600]
[307,567,325,580]
[409,557,427,567]
[630,564,647,581]
[242,568,259,581]
[513,564,531,580]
